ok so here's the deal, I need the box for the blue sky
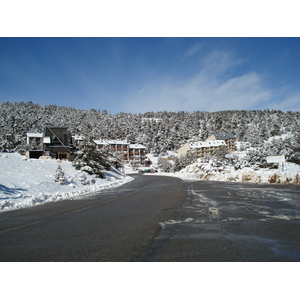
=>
[1,37,300,114]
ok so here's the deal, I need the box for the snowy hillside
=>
[0,153,133,212]
[146,132,300,185]
[1,102,300,156]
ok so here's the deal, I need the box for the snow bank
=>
[0,153,134,212]
[153,160,300,185]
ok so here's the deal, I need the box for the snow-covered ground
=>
[176,160,300,184]
[0,153,134,212]
[152,159,300,184]
[2,150,299,213]
[147,149,300,185]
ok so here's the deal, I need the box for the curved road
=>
[0,175,185,261]
[1,175,300,261]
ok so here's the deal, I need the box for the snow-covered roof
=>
[107,140,129,145]
[141,118,162,123]
[129,144,147,149]
[94,140,109,145]
[189,140,226,148]
[27,133,43,137]
[43,137,51,143]
[93,140,146,149]
[93,140,129,145]
[73,135,84,141]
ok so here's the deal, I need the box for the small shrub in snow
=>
[1,200,13,210]
[269,173,280,184]
[81,166,94,174]
[242,172,255,182]
[77,172,88,184]
[173,152,197,172]
[54,165,67,185]
[158,157,173,172]
[296,173,300,184]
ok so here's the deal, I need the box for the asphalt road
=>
[0,175,185,261]
[1,175,300,261]
[137,180,300,262]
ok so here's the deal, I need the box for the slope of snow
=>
[153,159,300,185]
[0,153,134,212]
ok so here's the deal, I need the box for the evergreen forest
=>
[1,101,299,163]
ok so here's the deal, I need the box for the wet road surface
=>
[0,175,185,261]
[138,180,300,261]
[1,175,300,261]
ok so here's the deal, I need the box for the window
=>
[59,153,68,159]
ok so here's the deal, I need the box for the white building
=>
[178,140,227,158]
[207,133,236,152]
[26,133,44,159]
[26,133,43,149]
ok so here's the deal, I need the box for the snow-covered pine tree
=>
[54,165,67,185]
[72,138,111,178]
[107,151,123,170]
[1,102,300,157]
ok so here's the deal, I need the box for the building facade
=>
[26,133,43,149]
[26,133,44,159]
[94,140,149,166]
[26,127,75,160]
[178,140,227,158]
[25,129,148,166]
[206,133,236,152]
[42,127,74,161]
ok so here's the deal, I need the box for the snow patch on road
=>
[159,217,194,229]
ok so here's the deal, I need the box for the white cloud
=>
[121,50,297,113]
[211,72,271,110]
[272,92,300,112]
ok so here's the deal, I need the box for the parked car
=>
[138,168,158,174]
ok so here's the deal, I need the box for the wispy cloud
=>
[122,50,278,113]
[183,42,203,59]
[272,92,300,112]
[138,84,149,95]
